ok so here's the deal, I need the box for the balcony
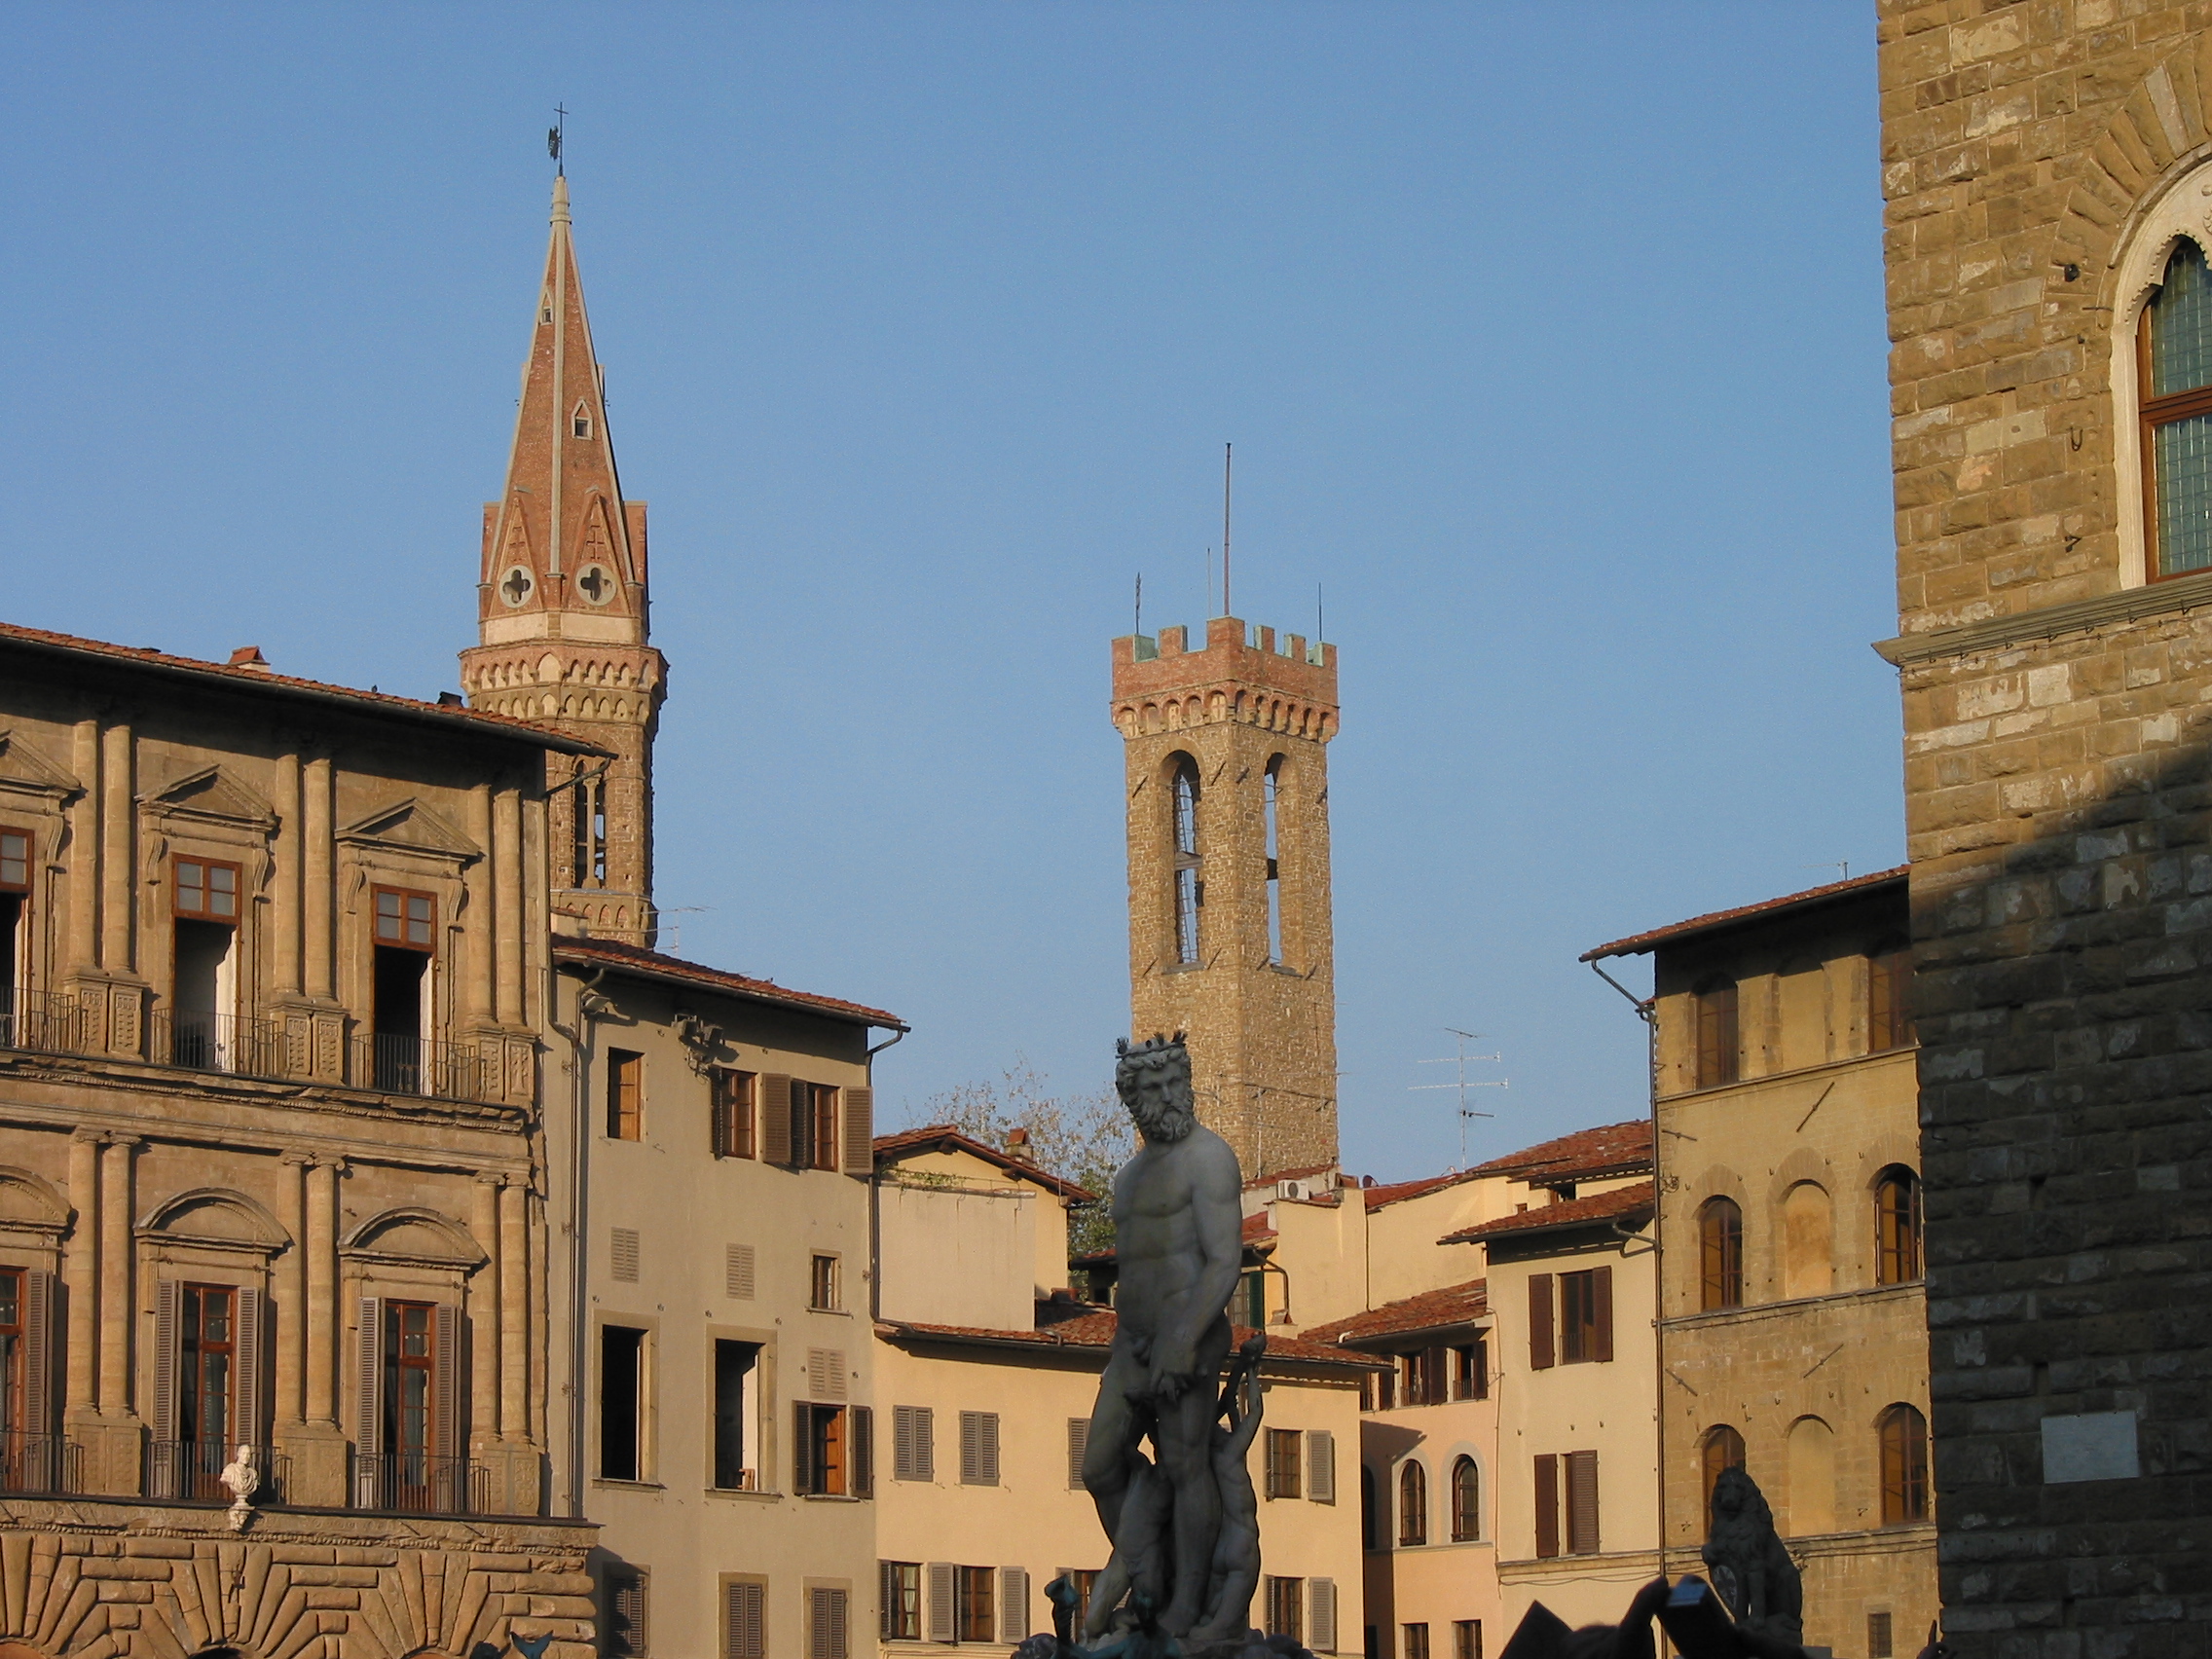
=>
[146,1439,287,1503]
[349,1033,498,1104]
[0,1432,81,1495]
[351,1451,486,1515]
[149,1009,286,1079]
[0,988,87,1056]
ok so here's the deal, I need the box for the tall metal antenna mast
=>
[1135,572,1143,637]
[1222,442,1233,617]
[1412,1027,1510,1168]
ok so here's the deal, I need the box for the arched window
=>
[1693,976,1739,1088]
[1361,1463,1378,1551]
[1700,1424,1745,1523]
[1867,938,1911,1052]
[1875,1167,1923,1285]
[1397,1459,1427,1547]
[1449,1456,1481,1541]
[1698,1197,1744,1310]
[1263,756,1285,966]
[2140,239,2212,579]
[1170,756,1201,964]
[1877,1403,1930,1525]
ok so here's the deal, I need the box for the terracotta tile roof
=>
[1362,1168,1484,1210]
[0,618,607,755]
[1299,1279,1490,1347]
[1581,866,1909,962]
[879,1312,1385,1370]
[1468,1121,1652,1185]
[552,936,904,1029]
[873,1124,1095,1200]
[1242,1213,1278,1244]
[1440,1179,1656,1244]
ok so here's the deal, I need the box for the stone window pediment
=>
[342,1206,486,1271]
[137,1188,291,1259]
[0,731,82,811]
[0,1166,70,1244]
[338,799,482,870]
[141,764,277,832]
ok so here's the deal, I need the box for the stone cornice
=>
[1873,571,2212,666]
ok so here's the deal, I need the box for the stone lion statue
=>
[1701,1466,1801,1642]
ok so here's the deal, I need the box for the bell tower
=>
[460,176,666,945]
[1110,616,1340,1179]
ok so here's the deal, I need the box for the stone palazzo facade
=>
[0,622,601,1658]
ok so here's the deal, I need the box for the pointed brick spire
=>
[461,176,668,948]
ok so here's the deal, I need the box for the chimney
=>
[1005,1125,1035,1163]
[228,646,271,671]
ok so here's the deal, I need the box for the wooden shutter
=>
[22,1270,54,1440]
[726,1244,756,1300]
[1000,1567,1028,1642]
[914,1405,935,1480]
[1566,1450,1600,1555]
[1308,1429,1336,1503]
[895,1405,918,1481]
[432,1303,461,1457]
[234,1285,265,1449]
[1066,1418,1088,1490]
[960,1411,999,1485]
[760,1074,793,1164]
[791,1078,813,1167]
[612,1227,641,1282]
[1528,1274,1555,1371]
[852,1405,874,1497]
[812,1587,849,1659]
[1309,1579,1337,1654]
[725,1581,765,1659]
[1532,1455,1560,1558]
[354,1295,385,1506]
[808,1347,848,1402]
[844,1086,874,1176]
[926,1563,956,1643]
[1592,1266,1614,1364]
[794,1401,816,1493]
[152,1280,182,1445]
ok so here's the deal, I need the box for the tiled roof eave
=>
[554,938,903,1029]
[1582,867,1909,962]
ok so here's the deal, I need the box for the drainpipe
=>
[864,1025,904,1323]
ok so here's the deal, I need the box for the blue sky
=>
[0,3,1896,1178]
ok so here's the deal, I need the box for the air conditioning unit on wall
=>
[1275,1179,1311,1201]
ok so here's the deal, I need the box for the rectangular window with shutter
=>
[1066,1417,1088,1490]
[1309,1578,1338,1653]
[852,1405,874,1498]
[956,1567,995,1642]
[1266,1428,1303,1498]
[760,1074,793,1164]
[998,1567,1028,1643]
[713,1340,756,1490]
[600,1324,645,1482]
[1533,1455,1560,1558]
[606,1567,648,1658]
[1265,1578,1304,1645]
[1453,1621,1482,1659]
[608,1050,645,1140]
[843,1086,875,1176]
[1559,1269,1612,1365]
[810,1254,841,1311]
[1308,1428,1336,1503]
[896,1405,936,1482]
[926,1563,957,1643]
[1528,1274,1555,1370]
[1565,1450,1601,1555]
[1453,1339,1488,1401]
[794,1402,848,1495]
[959,1411,1000,1486]
[714,1069,757,1159]
[809,1586,850,1659]
[724,1578,767,1659]
[811,1084,841,1170]
[880,1564,921,1641]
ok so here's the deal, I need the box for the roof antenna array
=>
[1412,1027,1510,1169]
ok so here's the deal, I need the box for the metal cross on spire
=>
[548,105,568,175]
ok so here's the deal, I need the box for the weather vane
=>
[548,104,568,175]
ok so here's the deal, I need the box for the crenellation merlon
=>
[1109,614,1339,739]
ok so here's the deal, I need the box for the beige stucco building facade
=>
[1586,871,1936,1659]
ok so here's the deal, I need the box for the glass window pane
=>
[2152,240,2212,396]
[2156,409,2212,574]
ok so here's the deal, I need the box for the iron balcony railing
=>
[348,1033,498,1104]
[351,1451,485,1515]
[148,1009,287,1080]
[0,1432,81,1495]
[0,988,87,1056]
[146,1439,286,1503]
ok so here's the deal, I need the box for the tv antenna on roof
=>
[1412,1027,1509,1169]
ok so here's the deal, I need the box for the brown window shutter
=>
[353,1295,384,1507]
[1593,1267,1614,1364]
[999,1567,1028,1644]
[760,1075,793,1164]
[926,1563,956,1643]
[235,1286,265,1449]
[843,1086,874,1176]
[22,1270,55,1441]
[1528,1274,1555,1371]
[793,1401,816,1493]
[726,1581,765,1659]
[432,1303,461,1457]
[1566,1451,1601,1554]
[1532,1455,1559,1558]
[152,1280,182,1445]
[1067,1417,1088,1489]
[852,1404,874,1497]
[711,1073,731,1158]
[791,1078,813,1166]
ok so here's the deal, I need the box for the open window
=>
[352,1295,462,1512]
[0,828,27,1037]
[713,1339,758,1491]
[170,857,240,1071]
[370,886,435,1093]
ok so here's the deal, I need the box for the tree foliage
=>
[912,1055,1132,1261]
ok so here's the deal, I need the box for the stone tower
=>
[461,176,665,945]
[1110,616,1339,1179]
[1874,14,2212,1650]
